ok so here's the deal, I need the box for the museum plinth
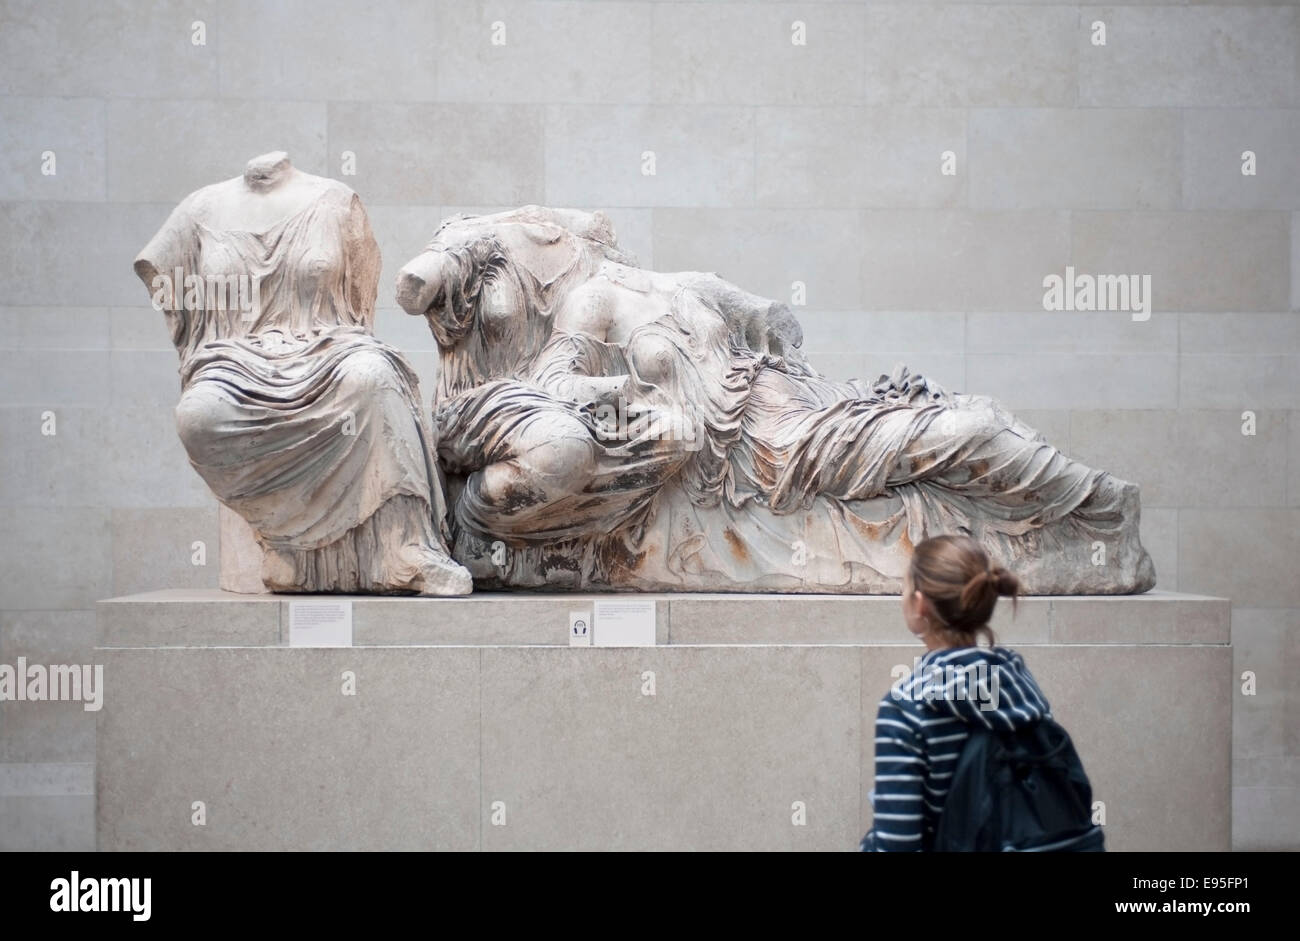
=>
[94,590,1232,851]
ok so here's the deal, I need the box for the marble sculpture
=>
[134,157,1154,595]
[134,153,472,595]
[395,205,1156,594]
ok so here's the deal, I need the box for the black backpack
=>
[926,717,1105,852]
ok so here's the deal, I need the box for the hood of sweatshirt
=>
[905,645,1052,732]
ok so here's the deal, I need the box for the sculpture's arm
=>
[563,374,629,407]
[529,327,631,407]
[343,193,381,332]
[133,197,199,355]
[395,249,443,318]
[691,276,805,363]
[464,205,618,248]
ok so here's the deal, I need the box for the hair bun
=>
[957,567,997,613]
[909,535,1021,645]
[991,565,1021,597]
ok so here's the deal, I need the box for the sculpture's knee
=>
[174,383,226,461]
[928,404,998,445]
[525,433,596,494]
[473,432,595,521]
[334,348,395,398]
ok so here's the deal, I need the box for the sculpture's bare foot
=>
[400,545,474,596]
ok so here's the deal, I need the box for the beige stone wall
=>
[0,0,1295,849]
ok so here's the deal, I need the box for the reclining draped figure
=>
[133,153,472,595]
[396,206,1156,594]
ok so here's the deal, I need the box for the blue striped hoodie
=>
[863,644,1052,852]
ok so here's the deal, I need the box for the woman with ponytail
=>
[860,534,1054,851]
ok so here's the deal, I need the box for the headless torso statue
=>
[134,152,471,595]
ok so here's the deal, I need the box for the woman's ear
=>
[913,590,934,624]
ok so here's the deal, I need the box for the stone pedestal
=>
[95,590,1232,851]
[217,506,264,594]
